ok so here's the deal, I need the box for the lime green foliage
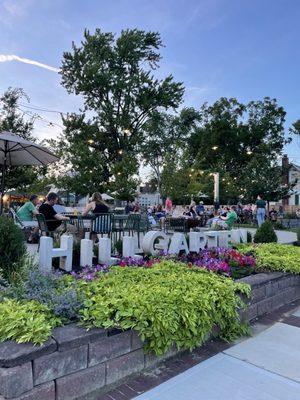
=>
[254,220,277,243]
[0,299,61,345]
[0,216,26,281]
[78,261,250,355]
[239,243,300,274]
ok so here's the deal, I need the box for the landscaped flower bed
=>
[0,243,299,357]
[0,259,250,354]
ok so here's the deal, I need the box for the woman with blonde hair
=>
[82,192,109,215]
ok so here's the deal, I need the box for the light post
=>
[213,172,220,204]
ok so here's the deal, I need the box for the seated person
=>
[82,192,109,215]
[156,204,166,228]
[39,192,70,232]
[269,207,278,223]
[16,195,39,242]
[196,201,205,215]
[218,206,237,230]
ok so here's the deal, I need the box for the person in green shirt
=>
[17,195,39,222]
[255,195,266,227]
[220,206,237,230]
[17,195,39,242]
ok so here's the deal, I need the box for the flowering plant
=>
[71,247,255,281]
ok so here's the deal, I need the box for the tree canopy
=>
[56,28,184,195]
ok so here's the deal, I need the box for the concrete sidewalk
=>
[133,308,300,400]
[96,302,300,400]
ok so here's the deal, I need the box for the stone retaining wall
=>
[1,272,300,400]
[239,272,300,321]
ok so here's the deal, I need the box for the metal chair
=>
[165,217,187,234]
[92,213,113,237]
[8,208,26,229]
[122,213,143,247]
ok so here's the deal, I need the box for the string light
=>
[87,139,94,144]
[212,146,218,151]
[117,172,121,176]
[118,150,123,155]
[123,129,130,135]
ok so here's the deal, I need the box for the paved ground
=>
[247,228,297,244]
[96,301,300,400]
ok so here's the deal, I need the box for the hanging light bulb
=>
[87,139,94,144]
[123,129,130,135]
[212,146,218,151]
[118,150,123,155]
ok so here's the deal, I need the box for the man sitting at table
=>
[39,192,70,232]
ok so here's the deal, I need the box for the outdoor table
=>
[66,214,95,232]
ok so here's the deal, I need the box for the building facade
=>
[282,155,300,206]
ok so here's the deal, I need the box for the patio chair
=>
[122,214,142,247]
[165,217,187,234]
[8,208,26,229]
[92,213,113,238]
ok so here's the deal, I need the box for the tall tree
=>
[56,28,184,195]
[140,108,199,198]
[188,97,292,202]
[0,88,40,192]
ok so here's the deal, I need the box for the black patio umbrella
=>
[0,131,59,212]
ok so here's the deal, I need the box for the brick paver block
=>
[56,363,105,400]
[131,331,143,351]
[33,345,88,385]
[89,331,131,367]
[0,339,57,368]
[0,362,33,399]
[0,381,55,400]
[52,324,107,351]
[106,349,145,385]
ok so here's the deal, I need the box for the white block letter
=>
[168,233,189,255]
[189,232,207,252]
[142,231,169,256]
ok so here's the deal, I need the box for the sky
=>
[0,0,299,164]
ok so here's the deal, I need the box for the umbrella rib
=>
[18,143,48,165]
[12,144,58,158]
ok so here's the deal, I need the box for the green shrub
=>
[0,216,26,280]
[254,220,277,244]
[0,299,61,345]
[247,231,252,243]
[239,243,300,274]
[113,239,123,255]
[297,228,300,243]
[78,261,250,355]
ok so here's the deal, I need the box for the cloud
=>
[184,86,216,107]
[0,55,59,72]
